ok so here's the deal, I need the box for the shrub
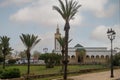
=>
[39,53,62,68]
[8,59,16,64]
[0,69,3,78]
[113,53,120,66]
[0,56,4,64]
[0,68,21,79]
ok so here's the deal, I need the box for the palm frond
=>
[53,6,65,19]
[0,36,12,55]
[0,36,10,48]
[20,34,41,51]
[53,0,81,21]
[68,39,72,43]
[57,37,65,48]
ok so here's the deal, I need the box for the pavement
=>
[69,69,120,80]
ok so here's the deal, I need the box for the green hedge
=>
[0,68,21,79]
[8,59,16,64]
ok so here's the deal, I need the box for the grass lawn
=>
[0,64,105,75]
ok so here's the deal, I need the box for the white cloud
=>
[91,24,120,48]
[37,32,54,52]
[10,0,82,27]
[91,25,108,42]
[79,0,116,18]
[9,0,116,27]
[0,0,35,7]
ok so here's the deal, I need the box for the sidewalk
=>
[69,69,120,80]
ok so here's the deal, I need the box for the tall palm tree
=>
[0,36,13,69]
[20,34,40,75]
[53,0,81,79]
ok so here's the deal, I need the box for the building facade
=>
[54,27,115,64]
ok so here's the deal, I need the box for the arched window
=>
[96,55,99,59]
[101,55,104,58]
[106,55,109,59]
[86,55,89,59]
[71,55,75,58]
[68,56,70,59]
[91,55,94,59]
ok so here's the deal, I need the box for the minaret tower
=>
[55,24,61,51]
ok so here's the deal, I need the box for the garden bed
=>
[23,68,107,79]
[0,77,25,80]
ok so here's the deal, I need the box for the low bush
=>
[0,68,21,79]
[0,56,4,64]
[113,53,120,66]
[8,59,16,64]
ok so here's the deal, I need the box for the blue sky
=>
[0,0,120,53]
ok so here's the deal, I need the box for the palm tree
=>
[57,37,72,72]
[20,34,40,75]
[57,37,65,71]
[53,0,81,79]
[0,36,13,69]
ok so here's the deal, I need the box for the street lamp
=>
[43,48,48,53]
[107,28,116,78]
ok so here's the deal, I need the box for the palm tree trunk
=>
[2,49,6,69]
[61,49,64,72]
[27,56,30,75]
[27,50,30,75]
[64,21,70,80]
[3,54,5,69]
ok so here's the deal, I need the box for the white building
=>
[54,26,116,64]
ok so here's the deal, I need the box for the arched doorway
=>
[76,48,86,63]
[78,55,83,63]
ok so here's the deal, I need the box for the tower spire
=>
[56,24,60,34]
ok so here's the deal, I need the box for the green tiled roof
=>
[74,44,83,47]
[76,48,85,52]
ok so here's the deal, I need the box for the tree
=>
[20,34,40,75]
[57,37,72,71]
[57,37,65,71]
[39,53,62,68]
[18,50,27,59]
[32,51,41,60]
[0,36,13,69]
[53,0,81,79]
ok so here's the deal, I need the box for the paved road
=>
[69,69,120,80]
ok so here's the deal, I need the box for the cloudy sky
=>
[0,0,120,53]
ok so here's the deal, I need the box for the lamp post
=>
[107,28,116,78]
[43,48,48,53]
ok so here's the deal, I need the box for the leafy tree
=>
[6,53,13,60]
[0,36,13,69]
[39,53,62,68]
[18,50,27,59]
[8,59,16,64]
[53,0,81,79]
[20,34,40,75]
[32,50,41,60]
